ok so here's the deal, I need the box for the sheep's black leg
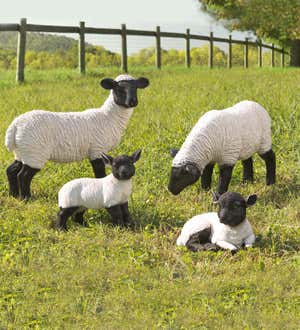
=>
[57,206,79,231]
[90,158,106,178]
[259,149,276,185]
[120,202,130,227]
[217,165,234,194]
[73,210,87,227]
[17,164,40,200]
[106,204,124,226]
[242,157,254,183]
[6,160,23,197]
[201,163,215,190]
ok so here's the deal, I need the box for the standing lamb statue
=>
[168,100,276,195]
[5,74,149,200]
[57,149,142,231]
[177,191,257,253]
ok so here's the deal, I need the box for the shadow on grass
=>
[255,232,300,254]
[261,179,300,208]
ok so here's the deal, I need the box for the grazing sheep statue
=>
[168,100,276,195]
[5,74,149,200]
[177,191,257,253]
[57,149,142,231]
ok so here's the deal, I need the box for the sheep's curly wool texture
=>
[172,100,272,173]
[5,74,135,169]
[176,212,255,250]
[58,173,132,209]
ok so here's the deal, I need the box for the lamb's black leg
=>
[120,202,130,227]
[106,204,124,226]
[73,209,87,227]
[201,163,215,190]
[17,164,40,200]
[57,206,79,231]
[242,157,254,183]
[217,165,234,194]
[6,160,23,197]
[185,229,220,252]
[259,149,276,185]
[90,158,106,178]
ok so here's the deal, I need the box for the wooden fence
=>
[0,18,289,83]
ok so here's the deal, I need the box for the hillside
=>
[0,31,82,52]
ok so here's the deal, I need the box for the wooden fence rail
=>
[0,18,290,83]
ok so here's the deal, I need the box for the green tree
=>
[199,0,300,66]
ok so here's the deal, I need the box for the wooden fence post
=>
[185,28,191,68]
[258,40,263,67]
[78,21,85,74]
[121,24,128,73]
[16,18,27,83]
[271,43,275,67]
[209,32,213,68]
[244,37,249,68]
[228,34,232,69]
[281,48,285,67]
[155,26,161,69]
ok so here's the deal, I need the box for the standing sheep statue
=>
[168,100,276,195]
[57,149,142,231]
[5,74,149,200]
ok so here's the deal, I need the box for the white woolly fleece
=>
[5,74,135,169]
[58,173,132,209]
[173,100,272,173]
[176,212,255,250]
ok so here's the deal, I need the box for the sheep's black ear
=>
[101,153,113,165]
[170,148,179,158]
[100,78,116,90]
[212,191,220,204]
[245,194,257,207]
[131,149,142,163]
[136,77,149,89]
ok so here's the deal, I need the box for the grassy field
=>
[0,67,299,329]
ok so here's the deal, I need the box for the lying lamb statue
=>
[56,149,142,231]
[176,191,257,253]
[5,74,149,200]
[168,100,276,195]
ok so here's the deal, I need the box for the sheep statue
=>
[168,100,276,195]
[5,74,149,200]
[176,191,257,253]
[57,149,142,231]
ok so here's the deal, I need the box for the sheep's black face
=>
[101,149,142,180]
[168,164,201,195]
[100,77,149,108]
[213,192,257,227]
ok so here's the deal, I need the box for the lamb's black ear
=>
[245,194,257,207]
[101,153,113,165]
[136,77,149,89]
[100,78,116,90]
[212,191,220,204]
[170,148,179,158]
[131,149,142,163]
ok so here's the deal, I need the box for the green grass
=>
[0,67,299,329]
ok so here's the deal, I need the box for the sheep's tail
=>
[5,121,17,151]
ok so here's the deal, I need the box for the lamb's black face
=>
[168,164,201,195]
[112,155,136,180]
[100,77,149,108]
[101,149,142,180]
[213,192,257,227]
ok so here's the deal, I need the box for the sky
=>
[2,0,253,53]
